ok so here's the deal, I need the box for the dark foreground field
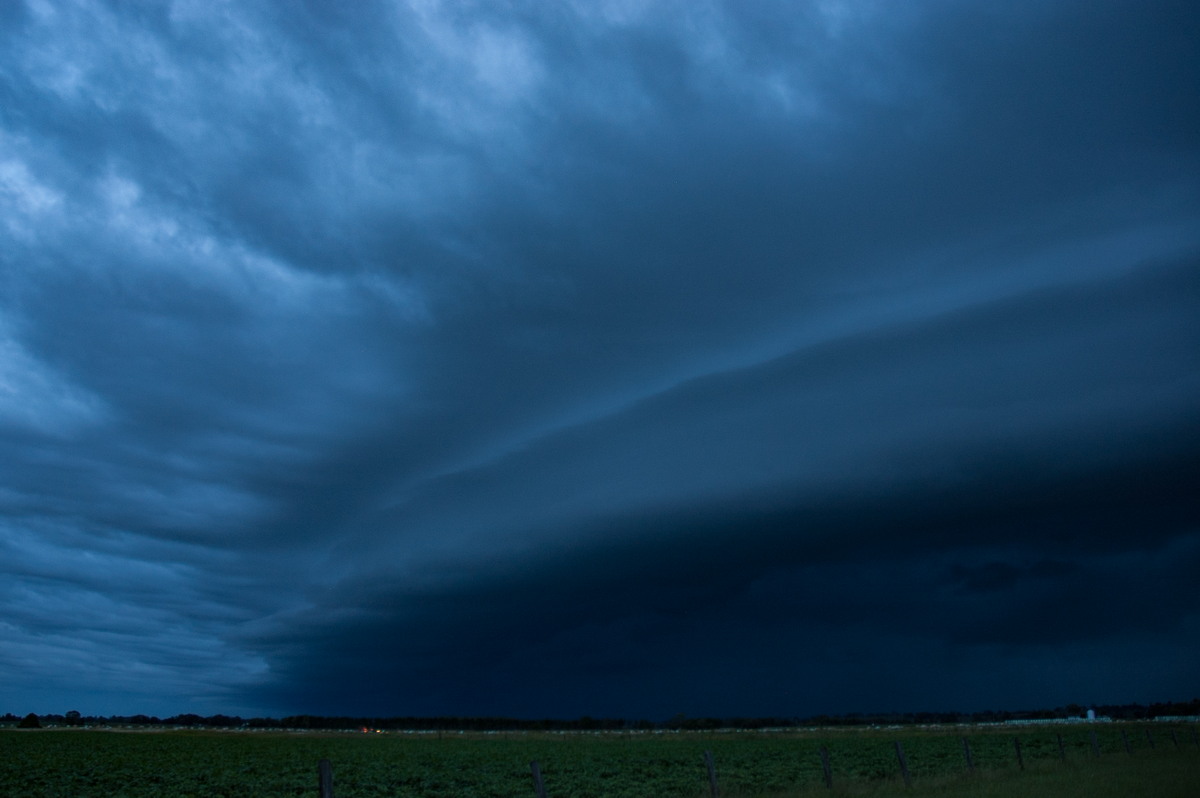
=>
[1,723,1197,797]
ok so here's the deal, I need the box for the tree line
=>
[5,699,1198,732]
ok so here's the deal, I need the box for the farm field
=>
[1,723,1197,797]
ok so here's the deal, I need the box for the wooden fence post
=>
[318,759,333,798]
[1057,733,1065,761]
[1090,729,1101,757]
[1121,729,1131,755]
[1170,730,1179,749]
[819,746,833,789]
[1013,737,1024,770]
[1144,729,1155,750]
[961,737,974,772]
[704,750,719,798]
[530,761,548,798]
[894,741,912,788]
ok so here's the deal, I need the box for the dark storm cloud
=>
[1,0,1198,718]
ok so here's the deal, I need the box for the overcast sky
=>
[2,0,1198,721]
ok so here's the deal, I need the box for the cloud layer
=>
[2,0,1198,718]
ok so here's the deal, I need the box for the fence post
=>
[1144,729,1155,750]
[819,746,833,789]
[318,759,333,798]
[1121,729,1131,755]
[961,737,974,772]
[1090,729,1101,757]
[530,761,548,798]
[1057,733,1065,761]
[894,741,912,788]
[704,750,719,798]
[1170,730,1179,749]
[1013,737,1024,770]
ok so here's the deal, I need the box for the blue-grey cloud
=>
[1,0,1198,718]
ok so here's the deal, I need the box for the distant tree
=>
[682,717,722,730]
[18,713,41,728]
[167,714,204,727]
[65,710,82,726]
[204,714,241,727]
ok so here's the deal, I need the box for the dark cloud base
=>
[249,437,1200,719]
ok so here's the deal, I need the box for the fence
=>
[314,723,1200,798]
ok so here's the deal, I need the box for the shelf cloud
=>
[2,0,1198,719]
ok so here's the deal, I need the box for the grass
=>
[1,724,1196,797]
[736,750,1200,798]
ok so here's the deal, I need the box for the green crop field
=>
[1,723,1197,797]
